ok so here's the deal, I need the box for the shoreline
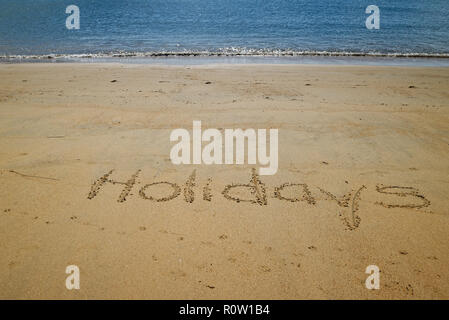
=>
[2,54,449,67]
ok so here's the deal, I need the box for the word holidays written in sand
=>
[170,121,278,175]
[87,169,431,230]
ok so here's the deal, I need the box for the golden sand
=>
[0,63,448,299]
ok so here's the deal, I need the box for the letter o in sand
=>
[139,182,181,202]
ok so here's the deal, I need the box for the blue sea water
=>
[0,0,448,59]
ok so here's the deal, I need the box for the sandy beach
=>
[0,63,448,299]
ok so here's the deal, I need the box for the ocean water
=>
[0,0,448,59]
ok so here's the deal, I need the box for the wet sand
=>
[0,63,448,299]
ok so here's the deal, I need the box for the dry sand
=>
[0,63,448,299]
